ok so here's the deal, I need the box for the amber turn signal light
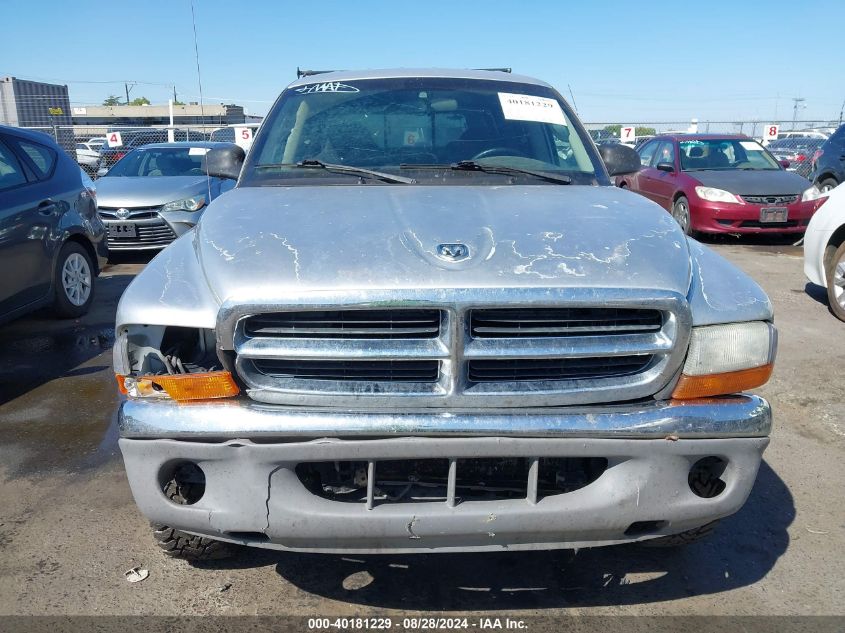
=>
[118,371,240,402]
[671,364,773,400]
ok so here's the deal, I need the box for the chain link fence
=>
[4,114,842,181]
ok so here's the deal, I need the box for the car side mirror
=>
[656,162,675,173]
[599,144,641,176]
[96,167,108,178]
[206,144,246,180]
[779,159,791,169]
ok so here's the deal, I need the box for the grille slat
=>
[740,194,799,205]
[471,308,662,338]
[253,359,439,382]
[467,356,652,382]
[245,309,441,339]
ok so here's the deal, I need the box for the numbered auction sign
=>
[620,126,636,143]
[763,124,780,141]
[106,131,123,148]
[234,127,253,149]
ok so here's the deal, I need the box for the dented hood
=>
[195,184,691,302]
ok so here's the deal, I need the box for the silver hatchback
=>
[95,142,236,251]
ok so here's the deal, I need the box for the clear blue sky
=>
[1,0,842,124]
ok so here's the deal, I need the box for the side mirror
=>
[599,143,641,177]
[656,162,675,173]
[779,159,791,169]
[206,144,246,180]
[96,167,108,178]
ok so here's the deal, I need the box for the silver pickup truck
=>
[114,69,776,560]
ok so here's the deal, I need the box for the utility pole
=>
[173,85,178,104]
[791,97,805,130]
[124,81,136,105]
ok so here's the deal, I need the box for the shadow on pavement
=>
[198,460,792,610]
[0,262,144,476]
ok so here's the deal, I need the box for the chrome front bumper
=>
[118,395,771,553]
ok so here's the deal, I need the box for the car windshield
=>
[244,76,603,186]
[105,147,208,177]
[679,138,780,171]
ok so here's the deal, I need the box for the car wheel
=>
[818,177,839,194]
[639,521,720,548]
[826,241,845,322]
[151,478,236,560]
[53,242,95,318]
[672,196,692,235]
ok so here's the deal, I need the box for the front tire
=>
[640,521,719,547]
[152,524,234,561]
[818,177,839,194]
[152,478,235,560]
[53,241,95,318]
[672,196,693,235]
[826,241,845,322]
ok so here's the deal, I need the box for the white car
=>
[804,183,845,321]
[75,141,101,172]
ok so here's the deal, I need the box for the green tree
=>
[102,95,122,106]
[129,96,151,106]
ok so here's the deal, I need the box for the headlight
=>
[161,195,206,212]
[801,185,822,202]
[694,186,743,204]
[113,325,239,401]
[672,322,777,399]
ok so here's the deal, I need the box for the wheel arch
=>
[62,233,99,274]
[824,224,845,274]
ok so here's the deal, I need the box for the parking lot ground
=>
[0,242,843,618]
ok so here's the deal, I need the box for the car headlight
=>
[801,185,822,202]
[672,322,777,399]
[694,186,743,204]
[161,195,206,212]
[113,325,239,402]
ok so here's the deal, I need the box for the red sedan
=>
[616,134,825,235]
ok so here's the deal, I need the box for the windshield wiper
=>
[254,159,416,184]
[401,161,571,184]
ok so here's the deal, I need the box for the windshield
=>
[679,138,780,171]
[243,77,605,186]
[105,147,209,177]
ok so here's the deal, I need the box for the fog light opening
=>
[160,461,206,505]
[689,456,727,499]
[625,520,667,537]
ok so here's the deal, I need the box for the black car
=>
[0,125,108,324]
[809,124,845,192]
[96,129,208,174]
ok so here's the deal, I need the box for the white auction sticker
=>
[763,124,779,141]
[234,127,253,149]
[188,147,210,155]
[498,93,566,125]
[106,131,123,148]
[740,141,762,151]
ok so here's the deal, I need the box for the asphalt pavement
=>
[0,242,843,619]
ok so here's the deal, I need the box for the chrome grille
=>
[99,206,161,220]
[467,355,653,382]
[244,309,441,339]
[104,217,177,250]
[470,308,662,338]
[252,359,439,382]
[225,289,690,408]
[740,194,799,205]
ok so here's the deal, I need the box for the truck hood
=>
[195,185,691,302]
[688,169,811,195]
[95,176,209,207]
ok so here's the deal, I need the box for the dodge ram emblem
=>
[436,243,470,262]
